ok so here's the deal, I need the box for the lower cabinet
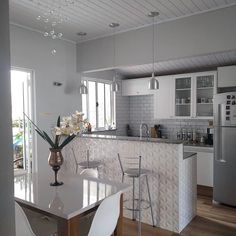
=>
[184,146,213,187]
[197,152,213,187]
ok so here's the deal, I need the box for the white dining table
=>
[14,173,129,236]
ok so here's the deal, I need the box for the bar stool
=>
[72,148,102,174]
[117,153,155,236]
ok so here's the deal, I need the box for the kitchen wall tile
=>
[116,93,211,139]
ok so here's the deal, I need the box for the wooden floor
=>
[123,195,236,236]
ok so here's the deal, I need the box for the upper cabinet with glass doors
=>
[175,75,193,117]
[195,73,215,117]
[174,71,216,119]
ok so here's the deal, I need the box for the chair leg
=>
[132,177,135,221]
[145,175,155,227]
[138,176,141,236]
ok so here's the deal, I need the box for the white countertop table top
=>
[14,173,130,220]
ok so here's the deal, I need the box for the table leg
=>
[114,194,124,236]
[57,215,81,236]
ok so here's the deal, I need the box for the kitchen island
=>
[63,135,197,233]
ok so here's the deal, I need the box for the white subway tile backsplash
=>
[116,92,211,139]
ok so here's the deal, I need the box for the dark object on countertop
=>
[87,123,92,133]
[206,127,214,145]
[154,124,162,138]
[126,124,132,136]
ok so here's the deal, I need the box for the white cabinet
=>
[122,78,154,96]
[174,71,217,119]
[174,74,193,118]
[184,146,214,187]
[155,71,216,119]
[194,72,216,118]
[154,75,175,119]
[123,71,216,119]
[218,65,236,88]
[197,152,213,187]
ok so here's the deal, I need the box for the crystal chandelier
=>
[34,0,75,55]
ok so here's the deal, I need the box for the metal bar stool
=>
[117,153,155,236]
[72,148,102,174]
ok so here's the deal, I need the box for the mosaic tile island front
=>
[63,135,197,233]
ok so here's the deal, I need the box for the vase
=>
[48,148,64,186]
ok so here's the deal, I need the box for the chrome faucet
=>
[139,123,150,138]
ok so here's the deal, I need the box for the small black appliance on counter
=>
[206,127,213,145]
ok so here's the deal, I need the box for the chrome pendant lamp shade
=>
[79,83,88,94]
[78,32,88,94]
[149,72,159,90]
[111,81,119,92]
[109,22,120,92]
[148,11,159,90]
[111,76,119,92]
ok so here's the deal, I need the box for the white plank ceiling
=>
[9,0,236,77]
[115,50,236,78]
[9,0,236,42]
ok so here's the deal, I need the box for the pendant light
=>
[78,32,88,94]
[148,12,159,90]
[109,22,120,92]
[79,82,88,94]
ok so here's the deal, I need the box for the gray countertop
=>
[184,142,213,148]
[183,152,197,159]
[81,134,183,144]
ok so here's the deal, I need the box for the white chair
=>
[88,191,122,236]
[80,168,99,178]
[15,201,36,236]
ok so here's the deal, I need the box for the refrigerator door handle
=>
[215,104,226,163]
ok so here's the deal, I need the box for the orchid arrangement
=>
[25,111,87,149]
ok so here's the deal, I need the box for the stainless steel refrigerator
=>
[214,92,236,206]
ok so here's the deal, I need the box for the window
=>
[82,78,116,130]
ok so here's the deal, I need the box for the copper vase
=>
[48,148,64,186]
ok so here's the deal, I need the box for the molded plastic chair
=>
[15,202,36,236]
[88,191,122,236]
[80,168,98,178]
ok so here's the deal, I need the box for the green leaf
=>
[57,116,60,127]
[24,112,43,133]
[43,131,55,148]
[59,134,76,149]
[35,129,46,141]
[55,135,59,148]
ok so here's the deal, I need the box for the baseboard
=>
[197,185,213,198]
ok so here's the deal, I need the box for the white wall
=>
[0,1,15,235]
[10,25,82,176]
[77,5,236,72]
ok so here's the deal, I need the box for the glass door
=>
[175,77,192,117]
[11,69,33,174]
[196,74,214,117]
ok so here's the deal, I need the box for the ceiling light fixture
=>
[79,83,88,94]
[148,11,159,90]
[35,0,75,55]
[109,23,120,92]
[78,32,88,94]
